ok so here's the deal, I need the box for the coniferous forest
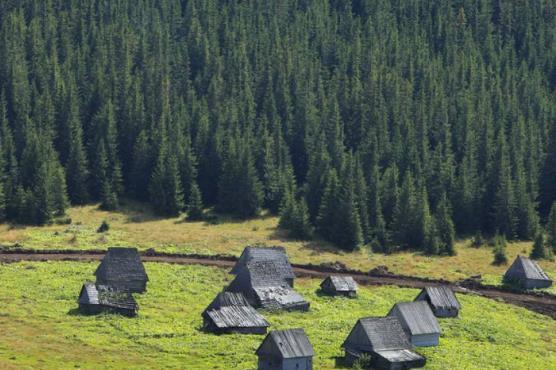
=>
[0,0,555,254]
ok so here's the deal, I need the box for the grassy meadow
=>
[0,261,554,369]
[0,202,555,293]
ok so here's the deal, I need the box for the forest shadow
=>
[112,199,171,224]
[269,228,345,256]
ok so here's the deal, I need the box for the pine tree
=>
[65,112,89,204]
[149,143,184,217]
[435,193,456,255]
[187,182,204,221]
[530,233,548,260]
[492,234,508,265]
[547,203,556,253]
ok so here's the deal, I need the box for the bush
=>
[492,234,508,265]
[530,233,549,260]
[353,354,373,370]
[97,220,110,233]
[471,232,484,248]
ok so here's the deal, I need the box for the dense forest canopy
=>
[0,0,555,253]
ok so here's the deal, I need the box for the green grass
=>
[0,261,554,369]
[1,202,555,291]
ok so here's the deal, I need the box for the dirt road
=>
[1,249,554,319]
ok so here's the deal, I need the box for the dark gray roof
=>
[204,292,251,312]
[388,301,441,336]
[342,317,411,351]
[248,261,293,288]
[95,247,148,282]
[78,282,138,310]
[256,329,314,359]
[205,305,270,329]
[321,276,358,292]
[375,349,424,363]
[416,286,460,310]
[231,246,295,279]
[253,286,308,310]
[504,256,551,281]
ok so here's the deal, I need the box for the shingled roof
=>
[342,317,412,352]
[78,282,138,312]
[415,286,460,310]
[388,301,441,336]
[321,276,358,292]
[226,262,309,310]
[231,246,295,280]
[95,247,148,292]
[504,256,552,282]
[256,329,315,359]
[202,292,269,330]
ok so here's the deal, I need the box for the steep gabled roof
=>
[203,291,270,329]
[504,256,551,282]
[388,301,441,336]
[95,247,148,282]
[78,282,138,310]
[253,286,307,309]
[256,329,314,359]
[321,276,358,292]
[204,292,251,312]
[342,317,411,352]
[416,286,460,310]
[205,305,270,329]
[231,246,295,279]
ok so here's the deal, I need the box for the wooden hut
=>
[226,261,309,311]
[320,276,357,297]
[342,317,426,370]
[256,328,314,370]
[202,292,270,334]
[95,247,149,293]
[414,286,460,318]
[231,246,295,287]
[503,255,552,289]
[387,301,441,347]
[78,282,138,317]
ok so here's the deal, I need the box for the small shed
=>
[226,261,309,311]
[503,255,552,289]
[78,282,138,317]
[202,292,270,334]
[320,276,357,297]
[231,246,295,287]
[414,286,460,318]
[95,247,149,293]
[387,301,441,347]
[342,316,426,369]
[256,328,314,370]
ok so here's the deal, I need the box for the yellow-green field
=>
[1,202,554,292]
[0,261,554,369]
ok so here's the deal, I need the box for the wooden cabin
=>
[78,282,138,317]
[226,261,309,311]
[256,329,314,370]
[320,276,357,297]
[231,246,295,287]
[202,292,270,334]
[95,247,149,293]
[503,255,552,289]
[414,286,460,318]
[342,317,426,370]
[388,301,441,347]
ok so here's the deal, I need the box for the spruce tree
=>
[187,182,204,221]
[530,233,548,260]
[435,193,456,255]
[547,202,556,253]
[65,112,89,204]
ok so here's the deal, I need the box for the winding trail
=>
[1,249,555,319]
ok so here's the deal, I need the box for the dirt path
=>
[1,250,555,319]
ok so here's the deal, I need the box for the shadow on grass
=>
[67,308,82,316]
[269,228,345,256]
[333,356,351,369]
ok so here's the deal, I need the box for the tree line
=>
[0,0,555,255]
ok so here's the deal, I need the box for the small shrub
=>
[54,217,72,225]
[97,220,110,233]
[353,354,373,369]
[492,234,508,265]
[530,233,549,260]
[471,233,484,248]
